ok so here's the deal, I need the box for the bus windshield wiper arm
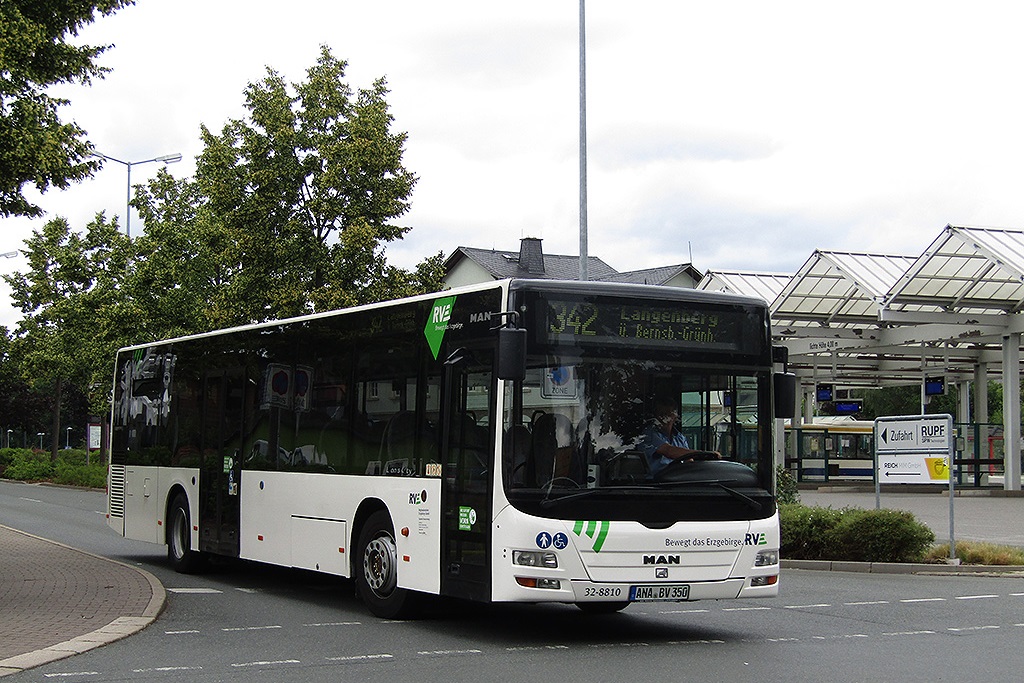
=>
[656,479,763,512]
[538,485,656,509]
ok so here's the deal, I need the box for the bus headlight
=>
[512,550,558,568]
[754,550,779,567]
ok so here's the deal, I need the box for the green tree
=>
[3,214,131,460]
[0,0,133,218]
[135,46,440,329]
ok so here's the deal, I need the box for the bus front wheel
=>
[167,493,205,573]
[355,510,418,619]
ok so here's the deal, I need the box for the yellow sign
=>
[925,457,949,480]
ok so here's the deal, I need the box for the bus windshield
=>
[502,286,775,524]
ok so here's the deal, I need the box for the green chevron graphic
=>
[573,520,610,553]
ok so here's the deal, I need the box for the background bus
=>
[785,419,875,482]
[108,279,792,617]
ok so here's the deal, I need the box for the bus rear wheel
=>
[355,510,418,619]
[167,493,205,573]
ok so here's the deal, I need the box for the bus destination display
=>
[535,296,763,353]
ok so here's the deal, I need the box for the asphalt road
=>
[2,480,1023,683]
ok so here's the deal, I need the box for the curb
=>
[783,558,1024,575]
[0,526,166,677]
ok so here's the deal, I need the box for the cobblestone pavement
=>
[0,525,164,677]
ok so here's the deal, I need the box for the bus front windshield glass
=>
[502,358,774,523]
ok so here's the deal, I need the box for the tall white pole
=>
[579,0,589,281]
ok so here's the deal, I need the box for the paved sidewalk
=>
[0,525,165,677]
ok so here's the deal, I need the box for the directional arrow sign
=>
[875,415,951,454]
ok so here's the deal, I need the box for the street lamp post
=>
[92,151,182,237]
[5,429,11,449]
[37,432,45,450]
[66,427,72,449]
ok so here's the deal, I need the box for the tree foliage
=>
[3,214,132,458]
[0,0,133,218]
[135,45,438,330]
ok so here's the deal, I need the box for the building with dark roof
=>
[442,237,702,289]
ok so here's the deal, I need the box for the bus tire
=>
[576,601,629,614]
[167,493,205,573]
[355,510,418,619]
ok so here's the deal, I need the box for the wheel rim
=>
[171,507,188,560]
[363,532,398,598]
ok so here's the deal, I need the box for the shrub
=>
[779,503,844,560]
[828,508,935,563]
[780,504,935,563]
[775,465,800,505]
[52,455,107,489]
[4,450,54,481]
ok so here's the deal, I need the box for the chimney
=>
[518,237,545,275]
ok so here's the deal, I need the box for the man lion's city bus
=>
[107,279,795,618]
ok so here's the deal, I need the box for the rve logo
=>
[744,533,768,546]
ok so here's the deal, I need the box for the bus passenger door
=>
[440,347,494,602]
[198,370,245,557]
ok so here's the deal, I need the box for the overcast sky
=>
[4,1,1024,329]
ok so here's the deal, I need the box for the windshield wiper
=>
[538,485,656,509]
[656,479,764,512]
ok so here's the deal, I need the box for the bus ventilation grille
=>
[108,464,126,517]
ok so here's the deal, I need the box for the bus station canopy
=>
[699,225,1024,389]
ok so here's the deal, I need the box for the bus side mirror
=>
[773,372,796,419]
[497,327,526,381]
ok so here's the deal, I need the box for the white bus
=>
[107,278,794,617]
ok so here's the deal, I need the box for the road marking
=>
[231,659,301,668]
[235,588,260,594]
[167,587,222,594]
[766,637,799,642]
[665,639,725,645]
[222,625,282,632]
[19,497,43,503]
[417,649,482,656]
[783,604,832,609]
[43,674,98,678]
[845,600,889,606]
[721,606,771,612]
[305,621,362,627]
[955,595,999,600]
[132,667,203,673]
[326,654,394,662]
[812,634,869,640]
[505,645,571,652]
[661,608,711,614]
[900,598,945,603]
[882,630,936,636]
[948,625,1000,632]
[165,630,200,635]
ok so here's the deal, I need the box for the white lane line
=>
[955,595,1000,600]
[900,598,946,603]
[235,588,260,594]
[231,659,301,668]
[783,604,832,609]
[812,634,869,640]
[417,649,482,656]
[506,645,571,652]
[948,625,1000,632]
[845,600,889,606]
[766,637,799,642]
[722,606,771,612]
[132,667,203,673]
[43,674,99,678]
[325,651,393,663]
[661,608,711,614]
[19,497,43,503]
[304,621,362,627]
[882,630,936,636]
[665,639,725,645]
[167,587,222,594]
[222,625,282,632]
[165,629,200,635]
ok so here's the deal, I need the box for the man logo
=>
[643,555,681,565]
